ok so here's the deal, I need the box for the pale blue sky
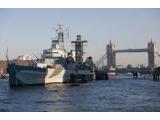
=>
[0,9,160,66]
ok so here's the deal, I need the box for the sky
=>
[0,8,160,66]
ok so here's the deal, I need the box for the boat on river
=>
[7,25,95,86]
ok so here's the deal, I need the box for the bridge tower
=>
[106,40,116,68]
[148,39,155,68]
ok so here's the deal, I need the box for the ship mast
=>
[51,24,66,51]
[57,24,64,43]
[71,35,87,65]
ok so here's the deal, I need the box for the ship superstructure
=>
[35,25,67,68]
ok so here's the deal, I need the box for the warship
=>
[7,25,95,86]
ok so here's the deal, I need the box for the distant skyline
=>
[0,8,160,66]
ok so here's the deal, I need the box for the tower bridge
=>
[95,39,160,70]
[106,40,155,69]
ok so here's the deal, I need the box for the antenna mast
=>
[71,35,87,64]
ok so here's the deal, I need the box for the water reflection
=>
[0,77,160,111]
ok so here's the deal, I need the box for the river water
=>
[0,76,160,112]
